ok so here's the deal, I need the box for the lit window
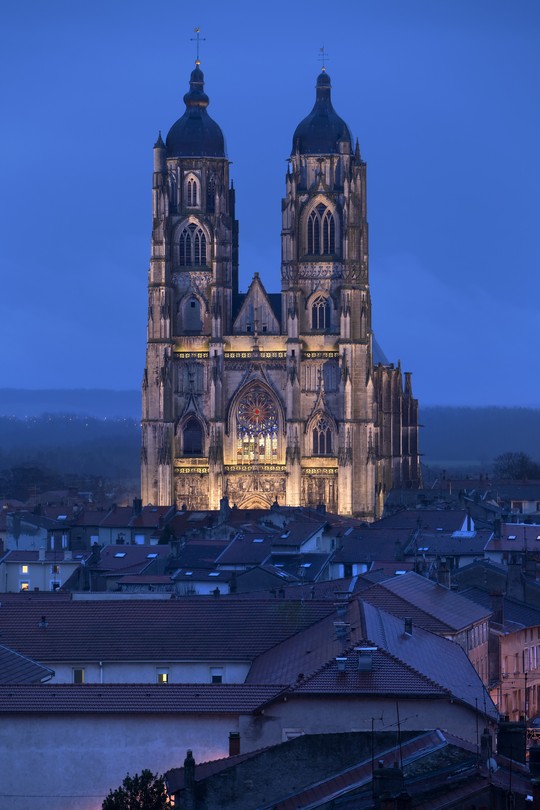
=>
[21,565,29,574]
[156,668,169,684]
[236,384,279,465]
[73,668,85,684]
[20,581,29,591]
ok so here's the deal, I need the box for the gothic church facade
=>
[142,61,420,518]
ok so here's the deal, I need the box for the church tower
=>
[142,61,420,517]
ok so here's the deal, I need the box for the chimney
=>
[183,750,196,810]
[64,550,72,561]
[403,617,413,637]
[436,558,451,589]
[356,646,377,671]
[132,497,143,517]
[336,657,347,673]
[506,557,525,601]
[490,591,504,625]
[480,728,493,764]
[466,508,472,532]
[228,732,240,756]
[38,548,46,561]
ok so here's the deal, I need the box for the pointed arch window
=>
[179,224,207,267]
[187,178,198,207]
[311,295,330,331]
[307,204,335,255]
[206,176,216,212]
[312,416,333,456]
[183,417,203,456]
[236,384,279,464]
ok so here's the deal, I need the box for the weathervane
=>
[191,27,205,65]
[318,46,329,72]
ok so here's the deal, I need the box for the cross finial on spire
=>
[318,46,329,72]
[191,27,206,65]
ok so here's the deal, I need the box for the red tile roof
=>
[0,596,336,663]
[0,683,284,713]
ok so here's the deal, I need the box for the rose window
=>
[236,385,279,464]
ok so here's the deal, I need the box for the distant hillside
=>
[420,406,540,468]
[0,392,539,471]
[0,389,140,419]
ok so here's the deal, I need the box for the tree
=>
[102,770,168,810]
[492,451,540,480]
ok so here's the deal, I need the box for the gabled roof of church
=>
[232,273,281,331]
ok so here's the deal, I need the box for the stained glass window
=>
[236,385,279,464]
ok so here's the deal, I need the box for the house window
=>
[156,668,169,684]
[307,204,335,255]
[179,223,207,266]
[210,667,223,684]
[50,581,61,591]
[73,668,85,684]
[20,565,29,574]
[312,416,333,455]
[51,564,59,575]
[20,581,30,591]
[311,295,330,331]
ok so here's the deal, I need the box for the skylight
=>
[209,572,220,577]
[146,553,158,558]
[184,571,193,576]
[508,535,517,541]
[253,538,264,543]
[114,552,126,558]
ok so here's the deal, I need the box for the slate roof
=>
[0,597,336,663]
[215,535,273,566]
[362,603,498,719]
[0,683,284,713]
[404,529,491,557]
[374,509,470,532]
[332,527,413,564]
[96,544,169,573]
[458,586,540,629]
[363,571,490,632]
[0,644,54,684]
[247,599,363,685]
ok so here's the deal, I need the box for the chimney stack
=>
[403,617,413,637]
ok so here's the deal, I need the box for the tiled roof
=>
[374,509,469,532]
[404,529,491,556]
[0,683,284,713]
[0,596,336,662]
[130,505,175,528]
[215,535,273,566]
[96,544,169,573]
[362,603,498,719]
[458,586,540,629]
[0,644,54,684]
[98,506,133,528]
[168,541,229,568]
[247,600,364,685]
[332,527,413,564]
[290,646,446,697]
[366,571,490,630]
[0,550,89,564]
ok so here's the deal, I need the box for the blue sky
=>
[1,0,539,406]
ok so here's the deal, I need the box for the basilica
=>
[141,59,420,518]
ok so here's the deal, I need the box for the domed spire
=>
[292,71,352,156]
[166,62,226,159]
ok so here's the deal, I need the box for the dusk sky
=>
[1,0,539,407]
